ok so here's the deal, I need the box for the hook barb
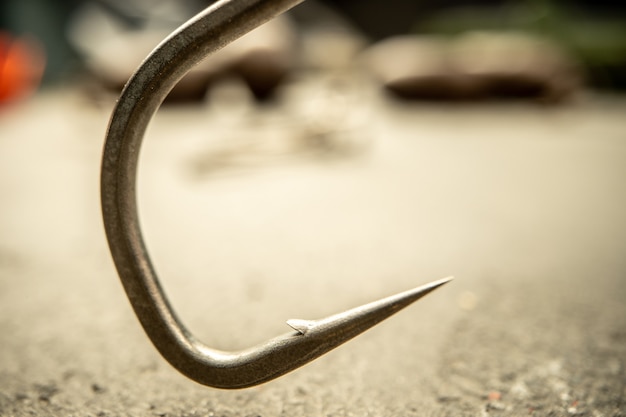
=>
[288,277,453,336]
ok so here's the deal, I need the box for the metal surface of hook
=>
[101,0,452,389]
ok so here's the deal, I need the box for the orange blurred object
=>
[487,391,502,401]
[0,32,46,104]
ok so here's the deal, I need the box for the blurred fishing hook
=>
[100,0,452,389]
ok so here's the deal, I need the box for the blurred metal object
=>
[101,0,452,389]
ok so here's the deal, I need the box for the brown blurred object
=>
[363,36,477,100]
[0,32,45,105]
[363,32,582,102]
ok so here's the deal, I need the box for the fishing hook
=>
[100,0,452,389]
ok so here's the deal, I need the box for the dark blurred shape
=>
[0,32,45,104]
[318,0,506,40]
[363,36,467,101]
[230,48,292,100]
[450,31,580,101]
[363,32,581,102]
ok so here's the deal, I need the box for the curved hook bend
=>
[101,0,452,389]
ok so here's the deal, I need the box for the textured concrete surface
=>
[1,85,625,416]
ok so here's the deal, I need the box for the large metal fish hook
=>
[100,0,452,389]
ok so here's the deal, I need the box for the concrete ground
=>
[0,81,625,416]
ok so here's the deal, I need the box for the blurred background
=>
[1,1,625,416]
[2,0,626,103]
